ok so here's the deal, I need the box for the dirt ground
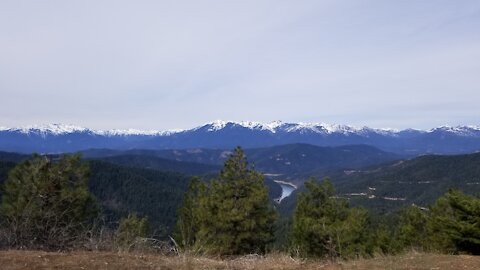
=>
[0,250,479,270]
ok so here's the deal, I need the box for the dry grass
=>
[0,250,479,270]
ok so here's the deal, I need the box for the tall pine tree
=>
[291,178,370,259]
[174,177,206,249]
[428,190,480,254]
[177,147,277,255]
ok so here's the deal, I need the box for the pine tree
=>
[0,154,98,249]
[291,178,370,259]
[396,205,429,250]
[428,190,480,254]
[192,147,277,255]
[174,177,205,249]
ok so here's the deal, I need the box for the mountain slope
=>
[245,144,399,180]
[92,154,221,176]
[280,152,480,217]
[0,153,282,235]
[87,160,191,234]
[2,122,480,155]
[333,152,480,210]
[0,156,191,234]
[279,153,480,220]
[81,144,400,183]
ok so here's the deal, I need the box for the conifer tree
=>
[0,154,98,249]
[175,177,205,249]
[193,147,277,255]
[396,205,429,250]
[428,190,480,254]
[291,178,370,259]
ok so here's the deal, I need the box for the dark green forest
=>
[0,152,281,238]
[0,149,479,256]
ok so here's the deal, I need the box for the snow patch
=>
[2,121,480,138]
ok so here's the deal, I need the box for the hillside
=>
[0,153,281,235]
[0,151,29,163]
[87,160,191,234]
[333,152,480,210]
[245,144,399,180]
[82,144,400,183]
[0,158,190,235]
[92,154,221,175]
[280,152,480,216]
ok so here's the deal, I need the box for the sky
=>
[1,0,479,131]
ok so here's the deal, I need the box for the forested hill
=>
[336,152,480,210]
[0,158,191,234]
[82,144,400,183]
[91,154,221,175]
[0,153,281,236]
[280,152,480,216]
[87,160,191,234]
[244,144,399,179]
[0,151,28,163]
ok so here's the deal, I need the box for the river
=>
[274,180,297,203]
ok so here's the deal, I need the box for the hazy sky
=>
[1,1,479,130]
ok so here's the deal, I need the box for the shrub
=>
[115,214,149,251]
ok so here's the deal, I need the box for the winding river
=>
[274,180,297,202]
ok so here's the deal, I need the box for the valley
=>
[1,135,480,263]
[3,1,479,266]
[2,141,480,237]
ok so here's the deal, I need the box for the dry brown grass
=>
[0,250,479,270]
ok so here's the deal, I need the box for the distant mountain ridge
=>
[81,143,400,183]
[278,151,480,217]
[332,151,480,208]
[1,121,480,155]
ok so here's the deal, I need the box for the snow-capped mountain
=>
[0,123,177,137]
[1,121,480,155]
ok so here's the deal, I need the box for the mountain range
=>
[1,121,480,155]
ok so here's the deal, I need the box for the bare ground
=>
[0,250,479,270]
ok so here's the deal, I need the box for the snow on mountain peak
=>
[205,120,228,131]
[0,123,180,137]
[203,120,285,133]
[2,122,479,137]
[13,123,89,135]
[200,121,371,134]
[281,122,362,134]
[238,121,284,132]
[431,125,480,136]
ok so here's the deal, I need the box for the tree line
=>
[0,148,479,257]
[175,147,480,257]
